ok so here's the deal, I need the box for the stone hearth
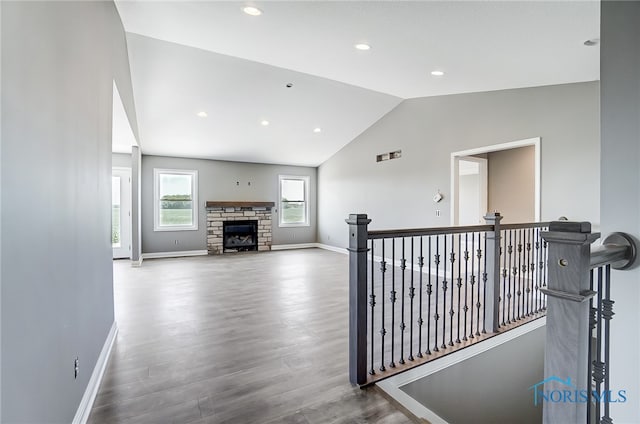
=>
[206,201,274,254]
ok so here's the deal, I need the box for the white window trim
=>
[153,168,199,232]
[278,175,310,228]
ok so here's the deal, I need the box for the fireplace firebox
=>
[223,220,258,252]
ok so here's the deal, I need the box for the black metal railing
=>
[499,224,550,326]
[347,212,549,385]
[587,233,636,424]
[540,224,636,424]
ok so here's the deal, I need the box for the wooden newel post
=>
[484,212,502,333]
[541,222,598,424]
[346,213,371,386]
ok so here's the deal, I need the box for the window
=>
[279,175,310,227]
[154,169,198,231]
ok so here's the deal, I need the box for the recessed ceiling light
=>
[242,6,262,16]
[261,120,270,126]
[313,128,322,133]
[196,111,208,118]
[354,43,371,51]
[431,70,445,76]
[584,38,599,46]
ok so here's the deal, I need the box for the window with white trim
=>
[279,175,310,227]
[154,169,198,231]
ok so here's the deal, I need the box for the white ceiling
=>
[115,0,600,166]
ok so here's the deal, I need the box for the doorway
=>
[451,137,540,225]
[112,167,131,259]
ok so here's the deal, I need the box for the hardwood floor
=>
[88,249,413,424]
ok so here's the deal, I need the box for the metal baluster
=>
[588,269,596,424]
[501,231,507,326]
[449,234,455,345]
[463,233,469,341]
[434,236,440,352]
[369,240,376,375]
[482,234,488,333]
[516,229,522,320]
[409,238,415,361]
[399,239,406,364]
[379,239,387,372]
[441,235,448,349]
[593,267,604,423]
[520,229,525,318]
[390,238,396,368]
[602,265,614,424]
[426,237,432,355]
[456,234,462,343]
[534,229,541,313]
[542,235,548,310]
[507,230,514,323]
[417,237,424,358]
[531,229,536,314]
[470,232,475,339]
[525,229,533,316]
[476,237,482,336]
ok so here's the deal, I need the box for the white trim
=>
[273,243,350,254]
[271,243,318,251]
[450,137,541,224]
[73,322,118,424]
[376,317,546,423]
[153,168,199,232]
[131,257,143,267]
[141,250,208,259]
[316,243,348,255]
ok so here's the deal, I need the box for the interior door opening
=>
[451,138,540,226]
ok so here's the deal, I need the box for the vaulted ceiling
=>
[114,1,600,167]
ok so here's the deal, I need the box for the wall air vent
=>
[376,150,402,163]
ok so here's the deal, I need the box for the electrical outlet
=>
[174,240,179,245]
[74,357,79,379]
[436,210,441,217]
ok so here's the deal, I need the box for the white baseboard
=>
[316,243,348,255]
[271,243,318,251]
[73,321,118,424]
[141,250,208,260]
[131,257,143,267]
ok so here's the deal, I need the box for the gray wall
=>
[112,152,132,168]
[318,82,600,248]
[401,326,544,424]
[488,146,535,223]
[1,2,137,422]
[141,155,317,253]
[600,2,640,421]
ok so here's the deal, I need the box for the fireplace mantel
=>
[206,201,275,209]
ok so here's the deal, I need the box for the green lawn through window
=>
[160,208,193,226]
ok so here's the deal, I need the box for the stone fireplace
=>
[206,201,274,254]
